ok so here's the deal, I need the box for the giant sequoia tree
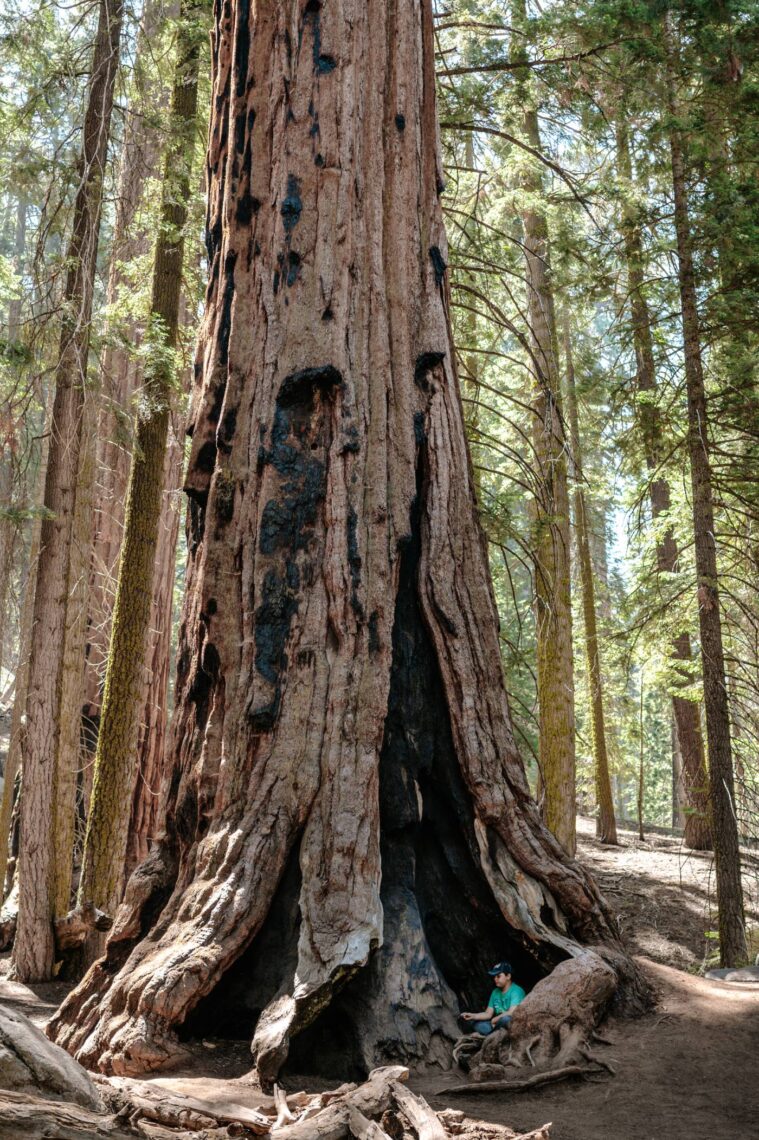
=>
[50,0,643,1080]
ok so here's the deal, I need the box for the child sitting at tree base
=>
[460,960,526,1035]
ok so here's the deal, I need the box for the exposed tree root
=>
[447,953,619,1094]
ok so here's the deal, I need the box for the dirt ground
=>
[2,817,758,1140]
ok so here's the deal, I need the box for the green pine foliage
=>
[436,0,758,835]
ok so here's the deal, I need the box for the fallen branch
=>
[273,1083,296,1127]
[272,1066,409,1139]
[441,1064,598,1095]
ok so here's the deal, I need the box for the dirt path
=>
[575,817,759,971]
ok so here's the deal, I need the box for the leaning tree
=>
[50,0,646,1082]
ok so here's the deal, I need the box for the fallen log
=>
[348,1105,394,1140]
[0,1088,134,1140]
[272,1065,409,1140]
[97,1074,271,1133]
[390,1081,446,1140]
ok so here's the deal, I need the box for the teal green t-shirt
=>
[489,983,526,1016]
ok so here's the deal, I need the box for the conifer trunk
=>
[562,320,617,845]
[0,463,14,688]
[0,420,49,897]
[52,411,96,918]
[84,0,171,738]
[124,422,184,879]
[665,18,747,965]
[77,0,202,953]
[10,0,124,982]
[615,120,711,852]
[50,0,642,1081]
[512,3,575,854]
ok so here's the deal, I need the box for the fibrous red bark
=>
[49,0,645,1081]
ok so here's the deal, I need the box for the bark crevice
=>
[275,438,563,1079]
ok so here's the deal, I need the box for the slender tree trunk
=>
[6,193,27,344]
[513,9,575,853]
[665,17,747,966]
[638,677,645,842]
[83,0,172,738]
[0,450,48,897]
[50,0,644,1081]
[615,120,711,852]
[52,406,96,917]
[125,422,184,879]
[0,388,51,897]
[0,463,15,688]
[562,319,617,845]
[0,196,28,679]
[77,0,202,951]
[671,712,686,828]
[11,0,124,982]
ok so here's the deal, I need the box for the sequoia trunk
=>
[50,0,640,1079]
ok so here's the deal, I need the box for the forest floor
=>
[2,817,758,1139]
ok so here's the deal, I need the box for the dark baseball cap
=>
[488,961,512,976]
